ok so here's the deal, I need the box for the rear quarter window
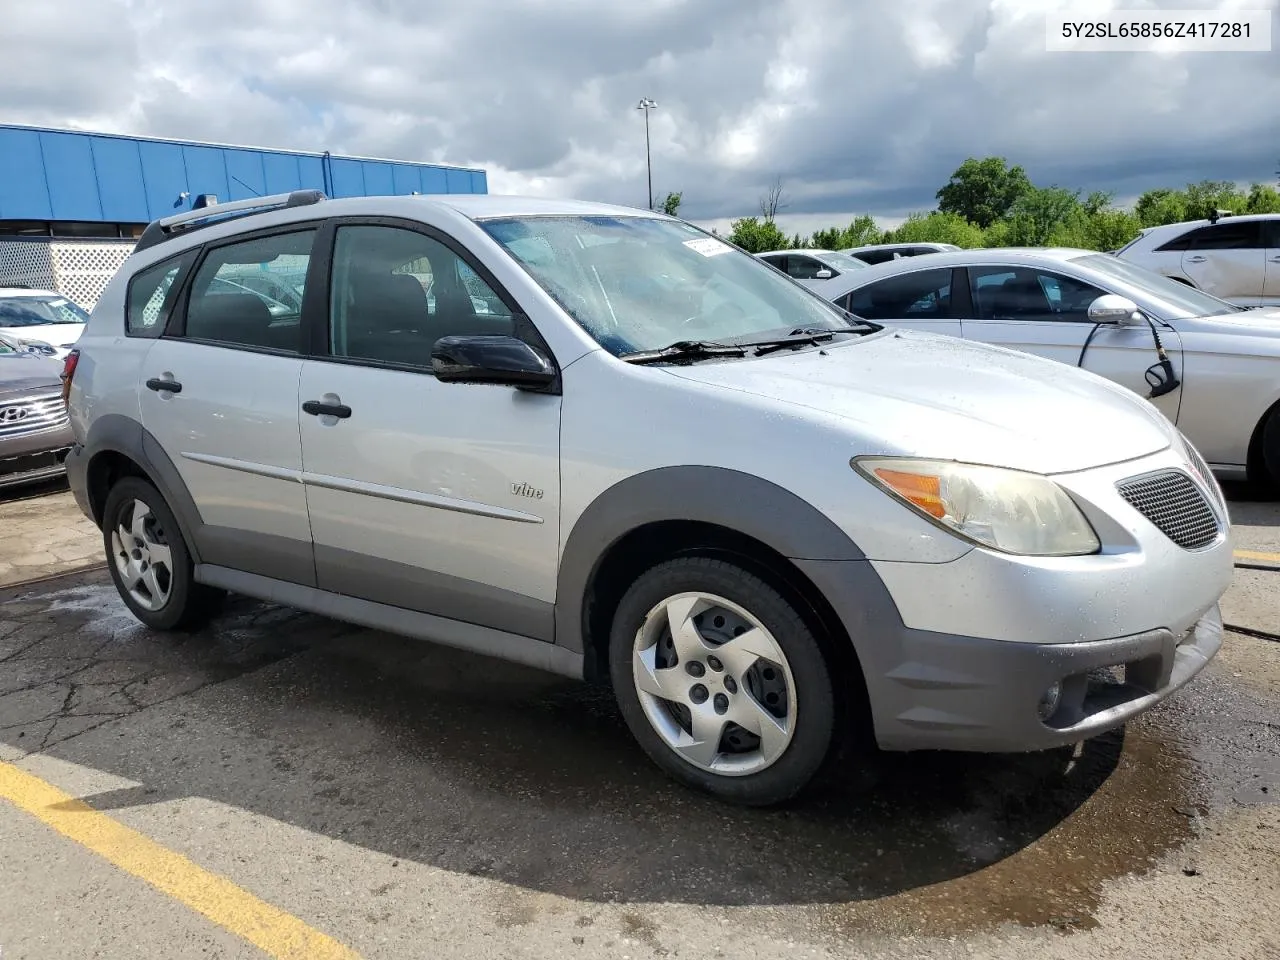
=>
[126,251,197,337]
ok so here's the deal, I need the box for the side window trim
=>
[306,215,555,375]
[125,249,198,338]
[168,222,322,355]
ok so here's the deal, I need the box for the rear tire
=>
[608,557,835,806]
[1262,408,1280,494]
[102,477,224,631]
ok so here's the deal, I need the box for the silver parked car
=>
[824,246,1280,488]
[65,192,1231,805]
[754,248,867,295]
[0,333,74,489]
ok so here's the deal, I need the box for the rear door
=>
[1178,220,1266,305]
[837,266,963,338]
[959,264,1184,423]
[138,226,319,586]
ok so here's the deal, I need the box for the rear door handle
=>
[145,378,182,393]
[1185,255,1207,263]
[302,400,352,419]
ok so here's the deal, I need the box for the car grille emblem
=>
[0,406,30,423]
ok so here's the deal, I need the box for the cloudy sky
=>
[2,0,1276,234]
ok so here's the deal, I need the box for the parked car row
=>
[0,286,89,359]
[58,190,1231,807]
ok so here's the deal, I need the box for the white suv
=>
[63,191,1232,805]
[1116,213,1280,306]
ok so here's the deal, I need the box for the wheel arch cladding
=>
[556,465,871,662]
[81,415,205,564]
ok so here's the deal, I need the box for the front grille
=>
[1180,436,1223,508]
[1117,469,1219,550]
[0,392,68,440]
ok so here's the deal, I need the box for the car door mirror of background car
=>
[1087,294,1142,325]
[431,334,558,391]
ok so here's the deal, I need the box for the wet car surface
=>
[1,548,1276,957]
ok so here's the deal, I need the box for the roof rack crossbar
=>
[157,189,326,230]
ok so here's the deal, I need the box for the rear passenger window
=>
[328,225,515,369]
[126,252,194,337]
[847,268,954,320]
[183,230,315,352]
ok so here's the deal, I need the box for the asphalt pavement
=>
[0,482,1276,959]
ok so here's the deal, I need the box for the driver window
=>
[329,225,515,368]
[969,266,1105,322]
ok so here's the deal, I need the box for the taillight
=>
[60,348,80,407]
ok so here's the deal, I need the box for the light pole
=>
[637,97,656,210]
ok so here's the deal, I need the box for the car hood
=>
[0,323,85,347]
[0,354,65,398]
[664,329,1174,475]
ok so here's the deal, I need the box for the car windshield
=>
[814,251,869,272]
[1073,253,1244,318]
[481,215,864,356]
[0,295,90,327]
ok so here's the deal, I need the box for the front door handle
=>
[1269,255,1280,263]
[146,378,182,394]
[1185,255,1207,263]
[302,400,352,419]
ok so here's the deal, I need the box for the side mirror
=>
[814,268,834,279]
[431,335,557,389]
[1087,294,1141,325]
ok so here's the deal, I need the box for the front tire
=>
[608,557,835,806]
[102,476,223,631]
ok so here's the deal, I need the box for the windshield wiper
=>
[619,340,748,365]
[742,328,838,356]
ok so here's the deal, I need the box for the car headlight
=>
[11,337,58,356]
[853,457,1101,556]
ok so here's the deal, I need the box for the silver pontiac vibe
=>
[65,191,1232,806]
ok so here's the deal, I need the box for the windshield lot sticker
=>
[684,237,733,257]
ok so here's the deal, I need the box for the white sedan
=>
[754,249,868,296]
[0,287,88,359]
[823,247,1280,488]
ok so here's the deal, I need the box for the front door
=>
[138,227,319,585]
[297,221,562,642]
[959,264,1185,423]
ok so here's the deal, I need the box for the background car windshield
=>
[482,216,856,355]
[1073,254,1242,318]
[815,251,869,272]
[0,296,90,327]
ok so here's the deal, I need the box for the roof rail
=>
[134,189,326,253]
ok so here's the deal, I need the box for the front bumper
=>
[0,423,74,490]
[870,603,1221,752]
[795,445,1231,753]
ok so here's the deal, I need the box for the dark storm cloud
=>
[0,0,1275,222]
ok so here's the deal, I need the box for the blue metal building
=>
[0,123,488,238]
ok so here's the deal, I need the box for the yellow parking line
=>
[0,761,362,960]
[1235,549,1280,564]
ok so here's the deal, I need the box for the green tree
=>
[882,211,986,247]
[1183,179,1245,219]
[1244,183,1280,214]
[1134,188,1187,227]
[727,216,790,253]
[811,214,882,250]
[1006,186,1082,246]
[935,157,1034,228]
[660,191,682,217]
